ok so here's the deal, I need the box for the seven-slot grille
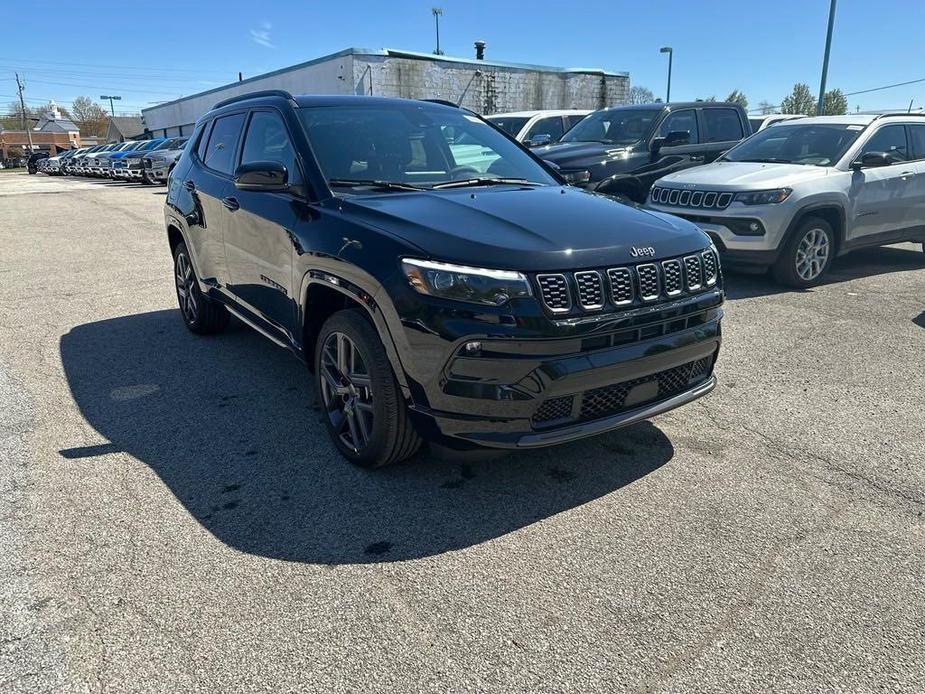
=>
[651,186,734,210]
[534,249,719,315]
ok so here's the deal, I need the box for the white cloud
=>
[250,21,274,49]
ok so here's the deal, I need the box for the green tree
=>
[725,89,748,109]
[822,88,848,115]
[696,96,717,102]
[70,96,109,137]
[780,83,816,116]
[629,85,655,104]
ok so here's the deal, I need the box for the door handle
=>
[183,180,195,192]
[222,196,240,212]
[689,155,704,162]
[900,170,915,180]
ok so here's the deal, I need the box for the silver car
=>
[646,114,925,287]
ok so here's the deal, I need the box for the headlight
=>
[560,169,591,185]
[401,259,532,306]
[734,188,792,205]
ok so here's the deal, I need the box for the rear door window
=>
[202,113,246,175]
[904,124,925,160]
[702,108,745,143]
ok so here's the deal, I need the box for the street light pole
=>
[816,0,837,115]
[432,8,444,56]
[660,47,673,103]
[100,94,122,117]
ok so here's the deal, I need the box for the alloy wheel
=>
[320,332,374,452]
[174,252,198,323]
[795,227,830,281]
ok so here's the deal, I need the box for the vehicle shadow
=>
[724,244,925,300]
[59,310,673,564]
[914,311,925,330]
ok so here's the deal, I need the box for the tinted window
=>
[722,123,863,167]
[659,110,699,144]
[909,125,925,160]
[565,114,587,129]
[859,125,908,163]
[561,108,660,146]
[202,113,245,174]
[749,118,764,132]
[702,108,744,143]
[299,104,557,187]
[526,116,564,142]
[241,111,300,184]
[195,122,211,160]
[486,116,529,137]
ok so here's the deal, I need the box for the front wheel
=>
[173,242,229,334]
[773,217,835,288]
[314,309,421,467]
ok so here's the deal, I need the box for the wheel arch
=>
[299,272,410,392]
[783,203,846,255]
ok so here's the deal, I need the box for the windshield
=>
[298,103,558,190]
[486,116,529,137]
[560,108,660,145]
[136,140,160,151]
[721,123,865,166]
[155,138,181,150]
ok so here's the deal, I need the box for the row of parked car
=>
[31,136,189,184]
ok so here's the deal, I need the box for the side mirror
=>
[851,151,891,170]
[525,134,552,148]
[233,160,289,191]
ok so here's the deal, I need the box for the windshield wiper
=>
[328,178,426,192]
[430,177,544,190]
[727,158,793,164]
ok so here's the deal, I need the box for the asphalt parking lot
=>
[1,170,923,693]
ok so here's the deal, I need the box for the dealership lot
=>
[1,171,923,692]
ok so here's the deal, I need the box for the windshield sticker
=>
[846,125,864,130]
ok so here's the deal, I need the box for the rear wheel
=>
[173,242,229,334]
[314,309,421,467]
[773,217,834,288]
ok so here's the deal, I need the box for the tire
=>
[172,242,229,334]
[772,217,835,288]
[314,309,422,468]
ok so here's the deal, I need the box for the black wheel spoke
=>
[320,330,375,454]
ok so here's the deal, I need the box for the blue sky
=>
[1,0,921,116]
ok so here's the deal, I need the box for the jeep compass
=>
[164,91,724,467]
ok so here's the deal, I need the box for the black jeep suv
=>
[165,91,724,467]
[537,102,751,204]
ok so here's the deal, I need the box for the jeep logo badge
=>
[630,246,656,258]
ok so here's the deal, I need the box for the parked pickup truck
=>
[535,102,752,204]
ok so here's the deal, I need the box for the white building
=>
[141,46,630,138]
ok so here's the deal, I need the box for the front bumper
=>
[646,200,794,267]
[405,290,723,449]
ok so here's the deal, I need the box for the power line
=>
[844,77,925,97]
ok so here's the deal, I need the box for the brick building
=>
[142,46,630,137]
[0,102,81,159]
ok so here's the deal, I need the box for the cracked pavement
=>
[1,171,923,692]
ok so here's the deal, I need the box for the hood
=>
[339,185,709,272]
[534,141,635,169]
[657,161,831,189]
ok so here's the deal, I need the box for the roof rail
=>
[420,98,460,108]
[213,89,296,110]
[874,110,925,119]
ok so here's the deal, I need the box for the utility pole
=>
[432,8,444,55]
[659,47,673,103]
[100,95,121,117]
[816,0,837,115]
[15,73,34,153]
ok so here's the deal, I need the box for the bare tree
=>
[757,100,776,115]
[71,96,109,137]
[629,85,655,104]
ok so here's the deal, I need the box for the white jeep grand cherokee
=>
[645,114,925,287]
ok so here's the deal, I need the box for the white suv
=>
[486,110,590,147]
[645,114,925,286]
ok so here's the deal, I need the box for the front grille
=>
[534,250,719,316]
[537,274,570,312]
[579,357,711,422]
[144,159,153,168]
[532,396,574,426]
[574,271,604,309]
[651,187,733,210]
